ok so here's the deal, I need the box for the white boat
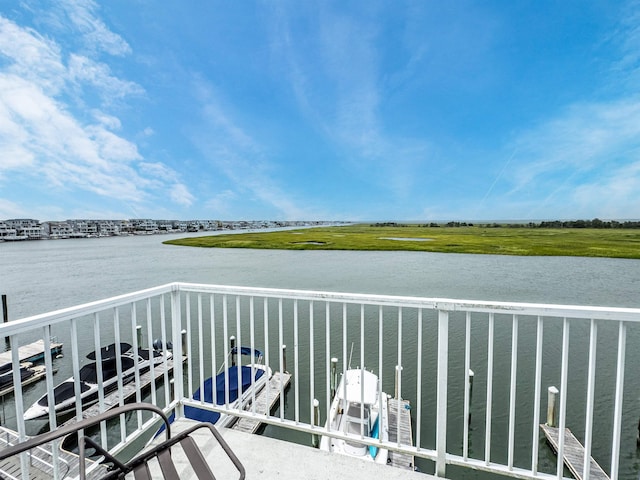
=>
[24,343,172,420]
[320,368,389,464]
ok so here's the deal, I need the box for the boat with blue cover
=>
[159,346,272,432]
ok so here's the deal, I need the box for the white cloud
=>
[0,16,66,94]
[68,54,144,100]
[170,183,195,207]
[0,11,191,214]
[60,0,131,56]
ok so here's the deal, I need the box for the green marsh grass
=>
[163,225,640,259]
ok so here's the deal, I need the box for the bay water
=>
[2,233,640,478]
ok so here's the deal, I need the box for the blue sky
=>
[1,1,639,222]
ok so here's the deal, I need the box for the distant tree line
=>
[372,219,640,229]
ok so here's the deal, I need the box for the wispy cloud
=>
[191,78,323,219]
[59,0,131,56]
[265,4,433,199]
[0,10,193,215]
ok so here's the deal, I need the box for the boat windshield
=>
[79,357,136,383]
[344,402,370,449]
[37,381,91,406]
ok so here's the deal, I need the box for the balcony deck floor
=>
[156,419,431,480]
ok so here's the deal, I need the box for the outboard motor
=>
[152,339,173,351]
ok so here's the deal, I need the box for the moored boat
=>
[319,368,389,464]
[24,343,172,420]
[158,346,271,433]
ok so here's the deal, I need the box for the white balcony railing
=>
[0,282,639,480]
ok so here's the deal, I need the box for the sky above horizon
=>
[1,1,639,222]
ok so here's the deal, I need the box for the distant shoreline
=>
[163,224,640,259]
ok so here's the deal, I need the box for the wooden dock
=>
[387,397,415,470]
[0,425,107,479]
[231,371,292,434]
[0,340,63,370]
[540,424,610,480]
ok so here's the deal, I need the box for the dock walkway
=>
[0,340,63,370]
[0,425,107,480]
[231,371,291,434]
[387,397,415,470]
[540,424,610,480]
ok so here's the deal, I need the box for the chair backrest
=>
[0,402,245,480]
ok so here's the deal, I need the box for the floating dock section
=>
[0,340,63,370]
[231,371,291,434]
[0,425,107,479]
[387,397,415,470]
[540,424,610,480]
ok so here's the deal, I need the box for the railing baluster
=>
[210,294,217,405]
[610,321,626,480]
[508,314,519,469]
[326,301,331,430]
[415,308,423,452]
[436,310,449,477]
[557,317,570,480]
[130,305,142,429]
[92,312,106,448]
[42,326,60,480]
[186,292,193,402]
[236,296,242,404]
[146,298,156,406]
[463,311,471,460]
[264,297,270,420]
[279,298,285,421]
[485,312,495,466]
[294,299,300,424]
[222,294,230,408]
[378,305,384,450]
[113,308,126,442]
[197,294,204,408]
[159,295,170,408]
[531,315,543,475]
[250,296,257,414]
[583,319,597,480]
[309,301,315,428]
[397,307,403,446]
[360,304,365,439]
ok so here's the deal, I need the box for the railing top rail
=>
[176,282,640,321]
[0,283,176,337]
[2,282,639,338]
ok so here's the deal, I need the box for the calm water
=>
[2,234,640,478]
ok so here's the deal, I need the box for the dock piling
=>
[2,295,8,345]
[468,369,474,426]
[395,365,403,400]
[547,386,559,427]
[282,344,287,373]
[330,358,338,400]
[230,336,236,366]
[136,325,142,346]
[312,399,320,448]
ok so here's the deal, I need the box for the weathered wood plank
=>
[231,371,291,434]
[540,424,610,480]
[387,397,415,471]
[0,340,63,370]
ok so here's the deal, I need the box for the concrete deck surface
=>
[163,419,432,480]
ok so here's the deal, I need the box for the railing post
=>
[436,310,449,477]
[170,286,184,417]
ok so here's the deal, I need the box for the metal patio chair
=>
[0,402,245,479]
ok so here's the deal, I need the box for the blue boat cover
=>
[163,365,265,430]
